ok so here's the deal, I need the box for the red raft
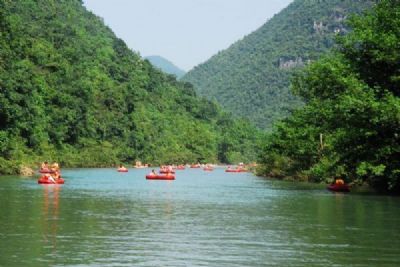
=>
[38,176,65,184]
[117,168,128,172]
[39,169,53,174]
[327,184,350,192]
[175,165,186,170]
[225,169,247,173]
[146,174,175,180]
[159,170,175,174]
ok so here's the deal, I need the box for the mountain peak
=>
[145,55,186,79]
[182,0,375,129]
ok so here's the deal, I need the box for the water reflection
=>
[41,185,61,253]
[0,170,400,266]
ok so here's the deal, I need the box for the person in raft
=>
[332,177,345,185]
[44,173,56,183]
[118,164,127,171]
[148,169,157,176]
[50,162,60,172]
[41,161,50,172]
[51,169,61,181]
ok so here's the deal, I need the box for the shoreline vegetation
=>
[1,1,399,195]
[0,0,261,176]
[257,0,400,195]
[15,162,256,176]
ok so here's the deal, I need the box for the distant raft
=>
[38,176,65,184]
[159,170,175,174]
[225,169,247,173]
[117,168,128,172]
[175,165,186,170]
[39,169,53,174]
[327,184,350,192]
[146,174,175,180]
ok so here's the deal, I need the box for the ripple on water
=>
[1,169,400,266]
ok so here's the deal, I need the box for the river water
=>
[0,167,399,266]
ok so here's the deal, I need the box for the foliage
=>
[258,0,400,194]
[0,0,262,173]
[182,0,374,129]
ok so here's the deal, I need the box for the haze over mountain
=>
[83,0,294,71]
[145,55,186,79]
[182,0,375,129]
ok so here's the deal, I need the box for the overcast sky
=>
[83,0,293,71]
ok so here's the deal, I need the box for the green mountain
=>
[145,55,186,79]
[182,0,375,129]
[0,0,260,173]
[258,0,400,193]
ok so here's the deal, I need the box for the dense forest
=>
[0,0,261,174]
[145,55,186,79]
[257,0,400,194]
[183,0,374,129]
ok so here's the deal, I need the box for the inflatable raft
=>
[159,170,175,174]
[225,169,247,173]
[327,184,350,192]
[117,168,128,172]
[146,174,175,180]
[39,169,53,174]
[175,165,185,170]
[38,176,65,184]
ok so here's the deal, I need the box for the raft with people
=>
[225,168,247,173]
[38,161,63,184]
[38,175,65,184]
[159,170,175,174]
[146,173,175,180]
[39,169,53,174]
[327,178,350,192]
[327,184,350,192]
[39,161,53,173]
[117,164,128,172]
[175,165,186,170]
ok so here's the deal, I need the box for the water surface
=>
[1,168,399,266]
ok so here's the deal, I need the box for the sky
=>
[83,0,294,71]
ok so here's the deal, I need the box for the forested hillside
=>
[0,0,260,173]
[145,55,186,79]
[182,0,374,129]
[258,0,400,194]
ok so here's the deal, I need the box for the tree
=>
[258,0,400,193]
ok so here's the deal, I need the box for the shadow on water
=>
[255,176,327,191]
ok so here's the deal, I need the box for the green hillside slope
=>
[145,55,186,79]
[258,0,400,193]
[182,0,374,129]
[0,0,260,173]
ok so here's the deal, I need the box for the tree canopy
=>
[182,0,374,129]
[0,0,261,173]
[257,0,400,194]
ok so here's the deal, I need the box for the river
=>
[1,167,399,266]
